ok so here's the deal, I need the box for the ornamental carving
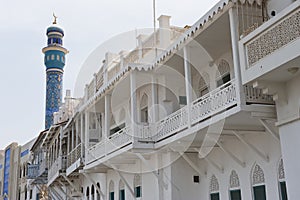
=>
[278,158,285,180]
[230,170,240,188]
[209,175,219,192]
[246,9,300,67]
[252,164,265,185]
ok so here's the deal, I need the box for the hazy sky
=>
[0,0,220,149]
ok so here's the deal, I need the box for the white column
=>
[75,118,79,146]
[229,8,245,105]
[85,111,90,150]
[71,124,75,150]
[80,114,84,157]
[105,95,111,138]
[151,75,158,122]
[130,70,138,138]
[59,128,63,157]
[279,119,300,200]
[183,46,192,128]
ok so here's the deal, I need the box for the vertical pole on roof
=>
[153,0,158,57]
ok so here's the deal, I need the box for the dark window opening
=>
[217,74,231,87]
[253,185,266,200]
[230,189,242,200]
[135,186,141,198]
[119,189,125,200]
[210,192,220,200]
[280,181,288,200]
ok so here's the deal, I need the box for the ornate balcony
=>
[86,79,274,166]
[239,2,300,84]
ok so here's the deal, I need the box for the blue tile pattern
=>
[44,25,67,129]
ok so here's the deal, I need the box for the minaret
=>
[42,15,68,129]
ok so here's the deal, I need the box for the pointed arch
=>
[278,158,285,180]
[134,174,142,198]
[86,186,90,198]
[96,182,101,200]
[209,175,220,200]
[210,174,219,192]
[216,59,231,87]
[278,158,288,200]
[91,185,95,199]
[251,163,266,200]
[196,72,210,97]
[119,179,126,200]
[230,170,240,189]
[140,93,149,123]
[109,180,115,200]
[252,164,265,185]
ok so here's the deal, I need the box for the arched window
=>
[56,55,60,61]
[25,186,27,200]
[216,59,231,87]
[109,181,114,200]
[119,180,125,200]
[278,159,288,200]
[209,175,220,200]
[51,54,55,60]
[197,72,210,97]
[134,174,142,198]
[140,94,149,123]
[91,185,95,200]
[229,170,241,200]
[96,182,101,200]
[252,164,266,200]
[86,187,90,200]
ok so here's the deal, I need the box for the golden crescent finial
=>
[53,13,58,24]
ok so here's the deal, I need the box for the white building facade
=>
[25,0,300,199]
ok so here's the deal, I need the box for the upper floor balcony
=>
[27,158,48,184]
[85,78,274,167]
[239,1,300,85]
[48,155,67,186]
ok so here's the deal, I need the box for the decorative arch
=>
[134,174,142,198]
[91,185,95,198]
[119,180,126,200]
[278,158,288,200]
[278,158,285,180]
[216,59,231,87]
[86,187,90,197]
[140,93,149,123]
[252,164,265,185]
[229,170,240,188]
[96,182,101,200]
[196,72,210,97]
[209,175,219,193]
[119,180,125,190]
[109,180,114,192]
[140,93,149,109]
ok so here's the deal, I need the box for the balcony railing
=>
[242,4,300,68]
[67,144,82,168]
[27,164,39,179]
[86,127,132,163]
[86,79,275,164]
[48,156,67,182]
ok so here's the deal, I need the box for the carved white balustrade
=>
[191,80,237,124]
[67,143,82,168]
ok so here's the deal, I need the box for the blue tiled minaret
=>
[42,15,68,129]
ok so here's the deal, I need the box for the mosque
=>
[1,0,300,199]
